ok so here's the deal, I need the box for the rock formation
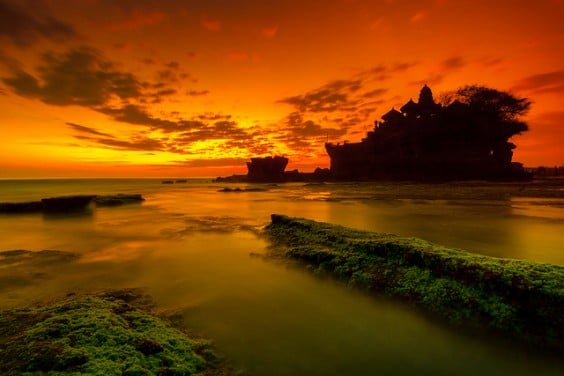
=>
[325,85,530,180]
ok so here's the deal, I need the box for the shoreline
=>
[0,288,233,375]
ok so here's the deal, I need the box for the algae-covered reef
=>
[0,289,228,375]
[264,215,564,351]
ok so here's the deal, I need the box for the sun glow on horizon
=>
[0,0,562,178]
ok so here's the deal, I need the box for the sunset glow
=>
[1,0,562,178]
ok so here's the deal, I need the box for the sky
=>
[0,0,562,178]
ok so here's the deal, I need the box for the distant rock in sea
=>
[217,187,268,193]
[0,194,145,214]
[41,195,96,213]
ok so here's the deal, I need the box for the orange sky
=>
[0,0,562,178]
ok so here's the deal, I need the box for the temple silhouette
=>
[325,85,529,180]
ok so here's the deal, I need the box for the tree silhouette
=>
[452,85,530,164]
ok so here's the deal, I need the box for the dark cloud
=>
[361,88,388,98]
[441,56,465,71]
[481,57,504,67]
[277,112,347,150]
[4,43,198,110]
[2,70,41,96]
[99,104,181,132]
[3,47,141,106]
[75,134,165,152]
[356,62,417,81]
[174,157,248,168]
[66,122,114,138]
[277,79,362,112]
[409,73,444,87]
[165,61,180,70]
[188,90,210,96]
[176,120,250,143]
[197,113,231,121]
[512,70,564,94]
[0,0,77,47]
[391,62,417,72]
[275,69,397,149]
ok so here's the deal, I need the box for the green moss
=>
[264,214,564,351]
[0,289,229,375]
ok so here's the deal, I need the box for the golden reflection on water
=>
[0,180,563,375]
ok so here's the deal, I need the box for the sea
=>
[0,178,563,375]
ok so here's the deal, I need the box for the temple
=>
[325,85,529,180]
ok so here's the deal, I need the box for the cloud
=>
[197,113,231,121]
[361,88,388,98]
[2,46,141,106]
[103,8,166,31]
[175,157,249,168]
[441,56,465,71]
[277,79,363,113]
[275,112,347,151]
[2,45,193,108]
[75,134,165,152]
[98,104,182,132]
[409,73,444,87]
[0,0,77,47]
[512,70,564,94]
[355,62,417,82]
[187,90,210,96]
[66,122,113,138]
[274,70,397,149]
[481,57,504,67]
[201,16,221,31]
[67,120,167,152]
[175,120,250,143]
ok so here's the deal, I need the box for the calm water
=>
[0,179,562,375]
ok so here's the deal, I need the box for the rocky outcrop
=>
[0,194,145,214]
[325,85,531,181]
[247,156,289,182]
[94,194,145,207]
[41,195,96,213]
[265,214,564,352]
[0,201,43,213]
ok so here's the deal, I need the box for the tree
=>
[455,85,531,125]
[450,85,531,165]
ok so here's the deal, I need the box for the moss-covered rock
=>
[0,289,229,375]
[264,214,564,351]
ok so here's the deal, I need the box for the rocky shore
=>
[264,214,564,352]
[0,289,231,375]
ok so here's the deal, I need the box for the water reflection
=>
[0,180,563,374]
[0,232,561,375]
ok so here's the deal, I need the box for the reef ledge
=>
[264,214,564,352]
